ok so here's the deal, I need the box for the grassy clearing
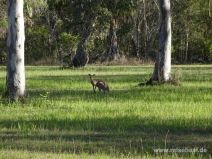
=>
[0,65,211,158]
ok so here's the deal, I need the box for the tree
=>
[209,0,211,17]
[104,18,119,61]
[131,0,160,59]
[102,0,137,61]
[48,0,105,67]
[171,0,211,63]
[148,0,171,83]
[71,11,94,67]
[6,0,25,101]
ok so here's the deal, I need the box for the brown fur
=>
[88,74,109,93]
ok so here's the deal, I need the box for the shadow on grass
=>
[27,86,212,103]
[0,92,211,156]
[0,116,211,156]
[0,116,211,133]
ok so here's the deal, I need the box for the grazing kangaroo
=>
[88,74,109,93]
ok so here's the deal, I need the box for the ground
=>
[0,65,211,158]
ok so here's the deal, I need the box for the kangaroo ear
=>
[88,74,91,76]
[93,74,96,76]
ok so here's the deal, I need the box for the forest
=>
[0,0,211,66]
[0,0,212,158]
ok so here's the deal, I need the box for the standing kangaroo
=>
[88,74,109,93]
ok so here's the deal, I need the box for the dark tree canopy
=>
[0,0,211,65]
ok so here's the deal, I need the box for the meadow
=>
[0,65,211,158]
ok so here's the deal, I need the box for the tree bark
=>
[104,18,119,61]
[6,0,25,101]
[185,28,189,63]
[72,25,90,67]
[143,0,148,58]
[150,0,171,82]
[131,7,142,58]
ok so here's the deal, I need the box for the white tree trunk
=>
[151,0,171,82]
[143,0,148,58]
[6,0,25,101]
[185,28,189,63]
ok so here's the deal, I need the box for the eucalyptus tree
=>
[131,0,160,59]
[48,0,108,67]
[148,0,172,83]
[71,1,96,67]
[6,0,25,101]
[102,0,137,61]
[209,0,211,17]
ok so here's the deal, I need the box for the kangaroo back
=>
[96,81,109,92]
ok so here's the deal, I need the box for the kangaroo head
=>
[88,74,95,77]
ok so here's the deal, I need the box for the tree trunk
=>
[209,0,211,17]
[6,0,25,101]
[72,26,90,67]
[185,28,189,63]
[143,0,148,59]
[104,18,119,61]
[150,0,171,83]
[180,33,183,63]
[131,8,142,58]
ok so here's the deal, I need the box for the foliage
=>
[25,26,50,63]
[58,32,78,52]
[0,1,7,64]
[0,0,211,64]
[172,0,212,63]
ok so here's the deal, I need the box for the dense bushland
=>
[0,0,211,65]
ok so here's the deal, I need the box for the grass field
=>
[0,65,211,158]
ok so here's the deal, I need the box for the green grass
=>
[0,65,211,158]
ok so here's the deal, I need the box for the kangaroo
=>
[88,74,109,93]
